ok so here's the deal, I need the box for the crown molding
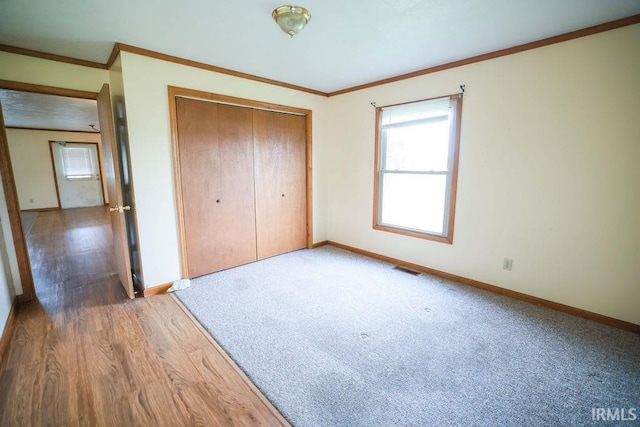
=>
[1,14,638,97]
[109,43,328,97]
[328,13,640,96]
[0,43,107,69]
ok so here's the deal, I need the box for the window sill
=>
[65,175,97,181]
[373,223,453,244]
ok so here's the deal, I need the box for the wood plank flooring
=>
[0,207,288,426]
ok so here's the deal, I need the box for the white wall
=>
[326,24,640,324]
[7,129,105,210]
[119,51,329,288]
[0,163,22,297]
[0,182,16,336]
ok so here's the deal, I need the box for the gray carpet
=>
[21,211,38,235]
[175,246,640,426]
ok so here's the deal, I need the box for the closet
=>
[175,96,307,278]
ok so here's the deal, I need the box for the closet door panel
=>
[253,109,306,259]
[176,98,257,277]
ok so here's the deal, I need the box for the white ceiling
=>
[0,1,639,93]
[0,90,99,133]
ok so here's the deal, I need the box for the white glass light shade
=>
[272,5,311,37]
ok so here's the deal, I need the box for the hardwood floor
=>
[0,207,288,426]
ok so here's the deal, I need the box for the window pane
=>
[380,173,446,234]
[374,95,461,242]
[62,147,94,176]
[384,120,450,171]
[381,97,450,125]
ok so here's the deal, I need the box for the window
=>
[61,146,97,179]
[374,94,462,243]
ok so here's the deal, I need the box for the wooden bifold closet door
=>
[176,98,257,277]
[253,109,307,260]
[176,97,307,278]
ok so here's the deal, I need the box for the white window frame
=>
[373,94,462,244]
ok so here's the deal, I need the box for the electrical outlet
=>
[503,258,513,271]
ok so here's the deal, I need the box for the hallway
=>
[28,207,117,299]
[0,207,286,425]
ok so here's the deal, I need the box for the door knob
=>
[109,205,131,213]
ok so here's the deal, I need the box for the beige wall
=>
[0,25,638,326]
[7,129,105,210]
[0,51,109,91]
[325,24,640,324]
[118,51,329,288]
[7,129,58,209]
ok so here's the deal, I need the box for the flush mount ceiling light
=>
[272,5,311,37]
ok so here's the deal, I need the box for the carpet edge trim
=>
[143,282,172,297]
[169,293,292,426]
